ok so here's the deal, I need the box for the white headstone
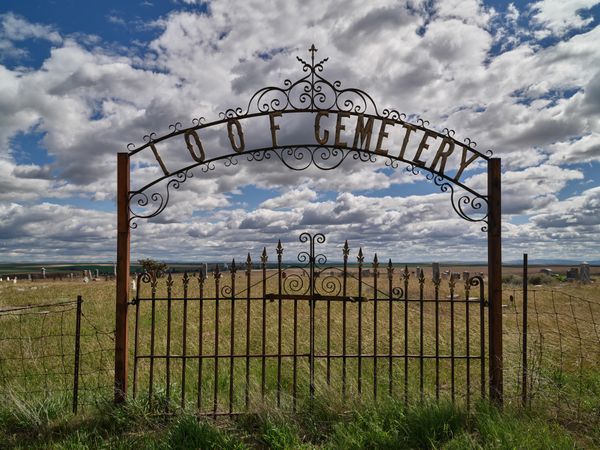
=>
[13,278,17,284]
[41,267,46,279]
[83,276,89,283]
[132,279,137,291]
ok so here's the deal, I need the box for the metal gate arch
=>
[115,45,502,406]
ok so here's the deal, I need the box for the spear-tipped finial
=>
[276,239,283,258]
[373,253,379,268]
[246,252,252,274]
[343,240,350,258]
[357,247,364,264]
[231,258,237,273]
[261,247,268,264]
[402,264,410,281]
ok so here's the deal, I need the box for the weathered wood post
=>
[115,152,130,403]
[488,157,503,404]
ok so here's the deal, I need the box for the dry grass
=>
[0,268,599,444]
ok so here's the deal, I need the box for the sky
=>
[0,0,599,264]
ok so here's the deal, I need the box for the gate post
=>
[488,158,503,404]
[115,152,130,403]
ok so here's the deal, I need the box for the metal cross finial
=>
[309,43,317,57]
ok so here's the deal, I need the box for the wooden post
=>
[488,157,503,405]
[115,153,130,403]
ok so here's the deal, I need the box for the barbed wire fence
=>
[0,297,114,414]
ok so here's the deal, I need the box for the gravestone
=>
[96,269,100,278]
[580,263,591,284]
[432,263,440,282]
[28,274,32,282]
[41,267,46,279]
[566,268,578,280]
[131,279,136,291]
[113,262,117,276]
[463,271,470,282]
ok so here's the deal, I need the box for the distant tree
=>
[138,258,168,276]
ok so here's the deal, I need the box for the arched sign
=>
[115,45,502,405]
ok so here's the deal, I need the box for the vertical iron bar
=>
[450,274,456,403]
[133,276,141,400]
[166,273,173,407]
[277,242,283,406]
[480,278,486,398]
[373,254,379,400]
[115,152,130,404]
[465,277,471,410]
[197,271,205,410]
[293,280,298,411]
[434,273,440,400]
[342,241,349,398]
[418,268,424,401]
[261,248,267,400]
[72,295,83,414]
[245,255,252,410]
[357,248,364,395]
[522,253,528,407]
[229,261,236,415]
[149,273,157,403]
[488,158,503,405]
[403,266,409,403]
[387,259,393,397]
[214,266,221,416]
[309,238,316,399]
[181,273,189,408]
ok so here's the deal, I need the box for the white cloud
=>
[530,0,598,37]
[0,1,598,261]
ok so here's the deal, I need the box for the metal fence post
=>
[72,295,83,414]
[522,253,528,407]
[115,152,131,403]
[488,158,503,405]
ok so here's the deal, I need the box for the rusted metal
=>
[114,152,130,404]
[72,295,83,414]
[488,158,503,405]
[118,46,501,410]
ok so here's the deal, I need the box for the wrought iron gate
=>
[131,232,486,415]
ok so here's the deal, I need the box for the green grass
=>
[0,274,599,447]
[0,395,583,449]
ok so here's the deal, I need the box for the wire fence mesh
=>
[0,297,114,413]
[503,287,600,425]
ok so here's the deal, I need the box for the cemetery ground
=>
[0,268,599,449]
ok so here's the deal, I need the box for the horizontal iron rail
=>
[135,353,483,360]
[134,296,484,304]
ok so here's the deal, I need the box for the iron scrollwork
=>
[126,45,492,230]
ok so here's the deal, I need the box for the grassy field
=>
[0,269,599,448]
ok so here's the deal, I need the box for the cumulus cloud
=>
[0,1,598,261]
[530,0,598,37]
